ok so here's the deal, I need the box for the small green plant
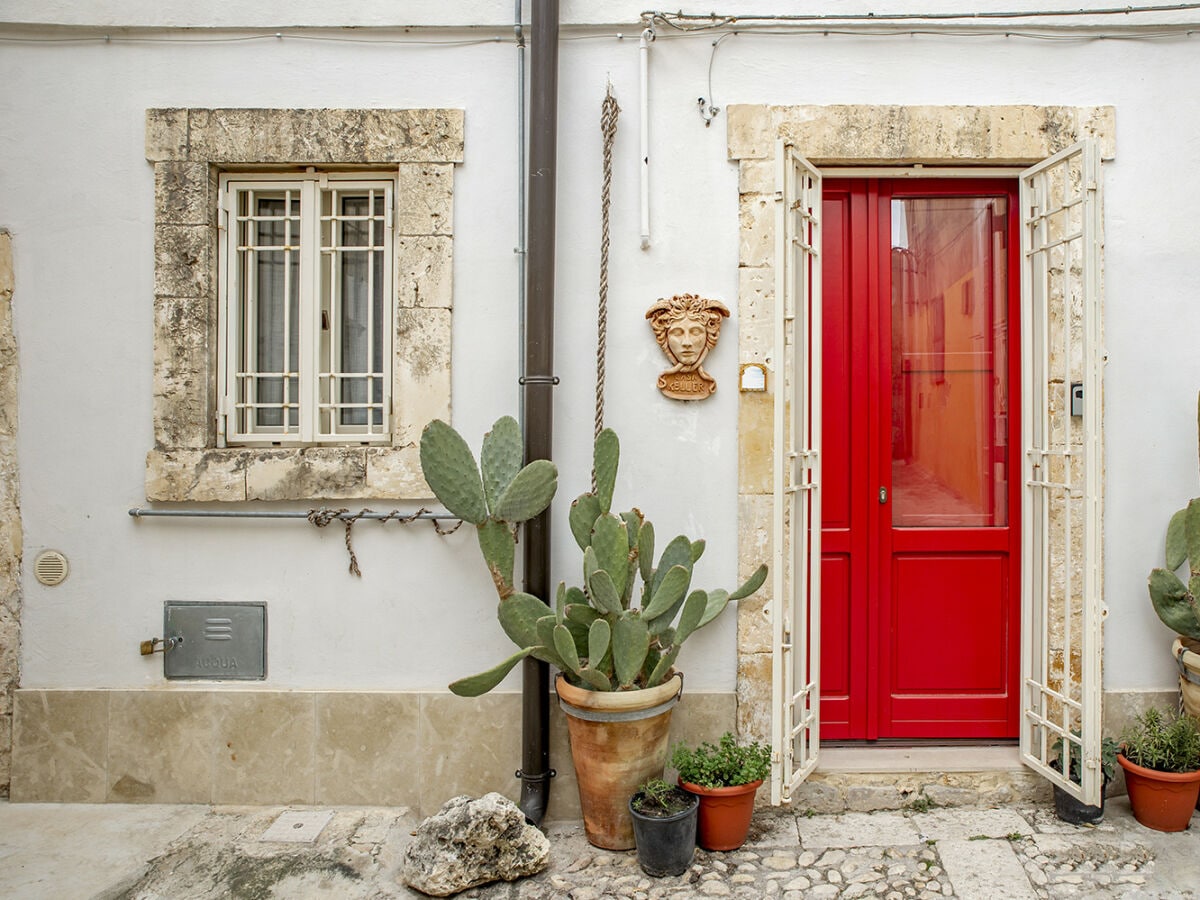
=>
[967,834,989,841]
[630,778,694,817]
[1006,832,1025,842]
[905,793,937,813]
[1050,732,1120,785]
[802,807,817,819]
[671,732,771,788]
[1120,707,1200,773]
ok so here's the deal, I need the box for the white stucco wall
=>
[1,4,1198,695]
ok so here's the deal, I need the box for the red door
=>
[820,179,1021,740]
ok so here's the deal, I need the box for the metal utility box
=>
[163,601,267,680]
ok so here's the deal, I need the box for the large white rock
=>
[400,793,550,897]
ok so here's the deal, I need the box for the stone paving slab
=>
[912,807,1032,841]
[796,810,923,848]
[938,838,1038,900]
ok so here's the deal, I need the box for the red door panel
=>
[820,178,1020,741]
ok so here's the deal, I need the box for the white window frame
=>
[769,139,1104,807]
[218,171,395,447]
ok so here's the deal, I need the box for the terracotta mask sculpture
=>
[645,293,730,400]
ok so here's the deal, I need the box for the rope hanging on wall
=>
[306,507,463,576]
[593,83,620,490]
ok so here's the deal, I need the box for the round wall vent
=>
[34,550,69,587]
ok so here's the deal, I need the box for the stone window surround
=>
[144,108,464,502]
[728,104,1116,742]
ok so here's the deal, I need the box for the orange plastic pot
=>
[1117,752,1200,832]
[557,674,682,850]
[679,778,762,851]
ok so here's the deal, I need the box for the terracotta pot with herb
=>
[672,732,771,851]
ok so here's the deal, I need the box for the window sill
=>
[145,446,429,502]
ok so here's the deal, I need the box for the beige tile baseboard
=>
[10,688,735,819]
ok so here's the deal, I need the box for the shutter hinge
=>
[774,190,784,202]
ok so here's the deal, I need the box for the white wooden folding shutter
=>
[1019,140,1104,806]
[771,141,823,805]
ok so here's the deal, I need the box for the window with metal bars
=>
[218,173,394,445]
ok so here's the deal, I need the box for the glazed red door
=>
[821,179,1021,740]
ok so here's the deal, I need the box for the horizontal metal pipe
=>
[127,508,458,521]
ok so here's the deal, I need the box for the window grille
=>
[219,173,394,445]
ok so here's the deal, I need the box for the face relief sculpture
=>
[646,293,730,400]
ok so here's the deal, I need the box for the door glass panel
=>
[891,195,1009,527]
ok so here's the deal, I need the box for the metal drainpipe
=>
[518,0,559,827]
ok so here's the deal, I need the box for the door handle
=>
[879,487,888,504]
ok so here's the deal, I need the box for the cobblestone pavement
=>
[1,796,1197,898]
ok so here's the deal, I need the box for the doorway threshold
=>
[818,744,1023,774]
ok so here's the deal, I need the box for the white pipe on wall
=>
[639,26,653,250]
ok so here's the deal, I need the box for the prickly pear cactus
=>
[420,417,559,695]
[1147,392,1200,641]
[550,428,766,692]
[424,419,768,697]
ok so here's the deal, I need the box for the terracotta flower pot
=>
[556,673,683,850]
[679,778,762,851]
[1117,752,1200,832]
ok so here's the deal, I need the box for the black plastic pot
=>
[628,789,699,877]
[1052,783,1105,824]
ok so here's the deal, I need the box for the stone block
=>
[153,296,212,450]
[0,605,19,714]
[144,108,189,161]
[726,104,774,161]
[365,446,431,499]
[245,448,369,501]
[153,225,212,299]
[738,193,774,269]
[184,108,464,165]
[788,779,845,814]
[739,159,774,194]
[153,162,213,226]
[360,108,464,163]
[396,164,455,235]
[761,104,1116,166]
[737,266,774,364]
[393,307,451,451]
[107,691,214,803]
[315,692,421,807]
[145,449,248,502]
[212,692,316,805]
[11,690,109,803]
[845,785,906,812]
[396,236,453,308]
[418,692,521,817]
[737,396,773,496]
[737,595,772,658]
[735,652,773,744]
